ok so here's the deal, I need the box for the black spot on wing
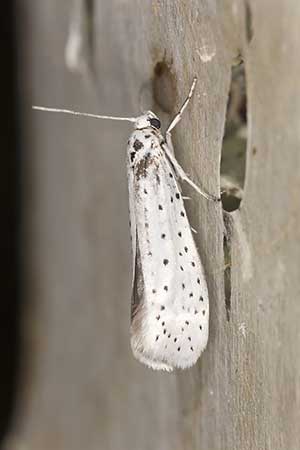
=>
[133,139,144,151]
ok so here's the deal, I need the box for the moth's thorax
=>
[127,128,164,166]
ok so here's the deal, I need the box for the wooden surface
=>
[5,0,300,449]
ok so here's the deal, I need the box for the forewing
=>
[129,139,209,370]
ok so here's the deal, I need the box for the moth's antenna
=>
[32,106,136,123]
[166,77,197,134]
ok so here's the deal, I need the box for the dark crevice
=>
[245,1,254,43]
[221,62,247,212]
[85,0,95,66]
[223,214,233,321]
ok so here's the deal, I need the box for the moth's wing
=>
[130,140,209,370]
[132,347,174,371]
[128,149,173,371]
[127,159,137,291]
[131,234,174,371]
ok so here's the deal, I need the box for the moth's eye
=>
[149,117,161,129]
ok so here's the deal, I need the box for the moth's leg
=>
[163,137,220,202]
[165,78,220,202]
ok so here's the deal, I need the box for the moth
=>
[33,78,219,371]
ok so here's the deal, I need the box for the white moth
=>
[33,78,219,371]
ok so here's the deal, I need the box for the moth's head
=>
[135,111,161,131]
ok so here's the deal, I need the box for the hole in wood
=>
[221,63,247,212]
[152,60,176,113]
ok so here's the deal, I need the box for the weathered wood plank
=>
[5,0,300,449]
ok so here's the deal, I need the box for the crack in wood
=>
[223,213,233,321]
